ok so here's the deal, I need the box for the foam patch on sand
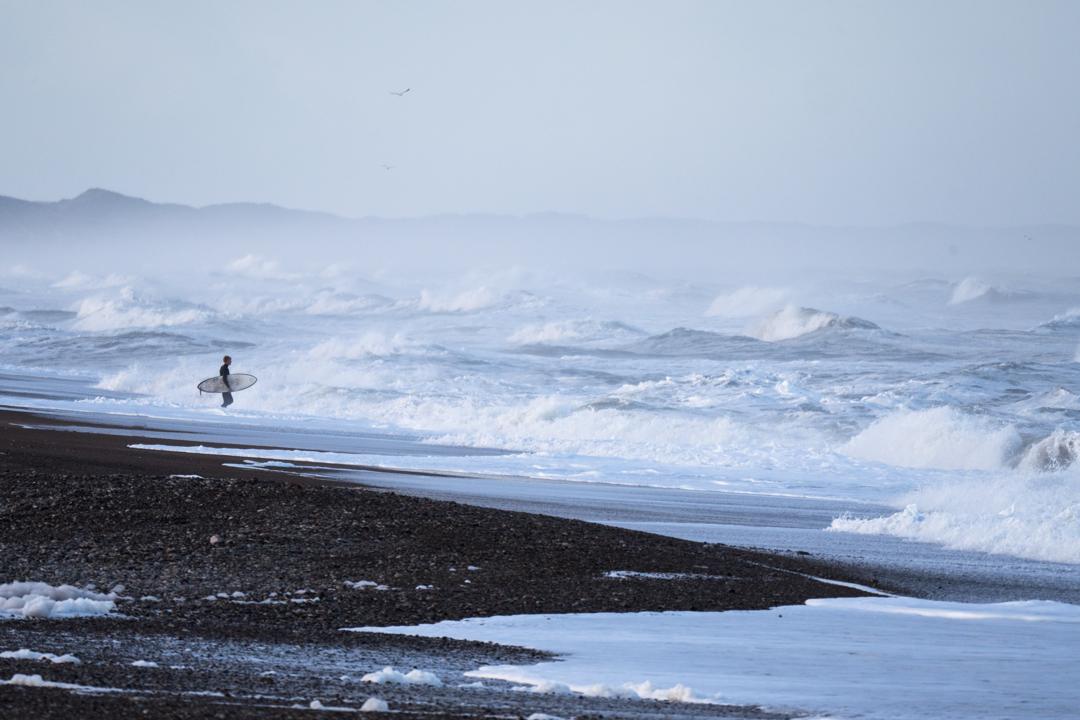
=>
[0,673,121,693]
[0,582,116,619]
[0,649,81,664]
[360,666,442,686]
[361,697,390,712]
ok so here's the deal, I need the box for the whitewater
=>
[2,262,1080,566]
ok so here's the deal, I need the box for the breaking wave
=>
[949,276,1034,305]
[830,471,1080,564]
[842,407,1021,471]
[1017,430,1080,473]
[308,332,425,360]
[844,407,1080,474]
[1036,308,1080,332]
[705,286,789,318]
[750,306,880,342]
[415,286,547,313]
[72,288,213,331]
[509,319,646,346]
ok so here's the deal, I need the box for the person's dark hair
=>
[223,355,231,362]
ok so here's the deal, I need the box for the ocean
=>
[2,264,1079,566]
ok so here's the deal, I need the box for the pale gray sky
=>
[1,1,1078,224]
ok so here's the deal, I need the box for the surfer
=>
[220,355,233,408]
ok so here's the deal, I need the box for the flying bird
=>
[381,164,395,171]
[389,88,411,97]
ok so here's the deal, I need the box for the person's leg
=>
[222,392,233,407]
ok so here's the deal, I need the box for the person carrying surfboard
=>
[196,364,256,400]
[220,355,233,408]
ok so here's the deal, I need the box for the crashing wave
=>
[750,306,879,342]
[949,277,1034,305]
[72,287,212,331]
[224,254,296,280]
[308,332,425,360]
[416,287,543,313]
[509,319,646,346]
[305,291,396,315]
[705,286,789,318]
[1036,308,1080,332]
[829,468,1080,565]
[844,406,1080,474]
[213,291,394,317]
[842,407,1022,471]
[1017,430,1080,473]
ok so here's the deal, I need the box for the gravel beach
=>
[1,410,871,718]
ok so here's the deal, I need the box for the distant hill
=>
[0,188,346,242]
[3,188,1079,278]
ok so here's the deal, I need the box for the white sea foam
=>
[950,276,995,304]
[360,666,442,686]
[417,286,500,312]
[225,254,294,280]
[1037,307,1080,331]
[0,673,125,694]
[308,332,416,360]
[402,395,748,466]
[360,697,389,712]
[347,599,1080,719]
[1017,429,1080,472]
[0,649,81,664]
[0,582,116,619]
[304,291,395,315]
[948,276,1030,305]
[72,287,210,331]
[830,470,1080,564]
[508,319,643,345]
[842,407,1021,471]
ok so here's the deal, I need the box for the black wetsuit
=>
[220,364,233,407]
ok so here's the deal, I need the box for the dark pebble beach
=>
[0,411,872,718]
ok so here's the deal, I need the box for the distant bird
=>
[389,88,411,97]
[380,164,395,171]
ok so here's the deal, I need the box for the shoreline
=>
[1,408,872,718]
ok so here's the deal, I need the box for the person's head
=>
[223,355,232,365]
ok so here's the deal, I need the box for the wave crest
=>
[830,470,1080,564]
[705,286,789,318]
[1018,430,1080,473]
[750,306,879,342]
[73,288,212,331]
[842,407,1022,471]
[509,319,645,346]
